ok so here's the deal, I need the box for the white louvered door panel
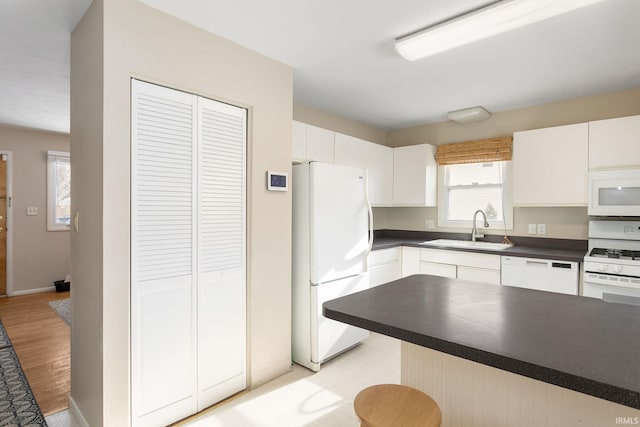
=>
[196,97,247,410]
[131,80,198,427]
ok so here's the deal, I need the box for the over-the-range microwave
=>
[588,168,640,216]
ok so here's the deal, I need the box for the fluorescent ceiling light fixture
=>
[448,106,491,123]
[395,0,607,61]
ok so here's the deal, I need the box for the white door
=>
[131,80,198,426]
[132,80,247,425]
[196,97,247,410]
[309,162,369,284]
[310,274,370,363]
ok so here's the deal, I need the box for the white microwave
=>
[588,168,640,216]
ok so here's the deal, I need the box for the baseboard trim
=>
[9,286,56,296]
[249,359,292,389]
[68,396,90,427]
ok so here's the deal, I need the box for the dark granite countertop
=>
[372,230,587,262]
[323,275,640,409]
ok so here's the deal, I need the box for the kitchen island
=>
[323,274,640,427]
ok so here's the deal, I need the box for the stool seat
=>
[354,384,442,427]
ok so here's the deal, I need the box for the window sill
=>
[47,225,70,232]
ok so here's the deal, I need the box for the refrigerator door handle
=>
[365,180,374,255]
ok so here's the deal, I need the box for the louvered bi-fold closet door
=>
[196,97,246,410]
[131,79,247,426]
[131,80,198,426]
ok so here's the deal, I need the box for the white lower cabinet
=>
[371,245,502,286]
[457,266,501,285]
[419,261,457,278]
[401,247,421,277]
[419,248,501,285]
[369,248,402,287]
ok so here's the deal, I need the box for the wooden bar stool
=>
[354,384,442,427]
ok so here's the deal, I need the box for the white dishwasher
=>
[501,256,579,295]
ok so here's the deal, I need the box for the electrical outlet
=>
[537,224,546,235]
[528,224,537,235]
[425,219,435,229]
[26,207,38,216]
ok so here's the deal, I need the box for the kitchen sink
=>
[421,239,513,251]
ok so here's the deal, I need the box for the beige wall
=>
[373,207,588,240]
[71,0,293,425]
[293,103,387,145]
[377,87,640,240]
[70,0,104,424]
[0,126,70,294]
[386,87,640,147]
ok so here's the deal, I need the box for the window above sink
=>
[438,160,514,230]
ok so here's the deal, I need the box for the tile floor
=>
[45,409,78,427]
[44,333,399,427]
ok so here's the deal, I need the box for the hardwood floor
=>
[0,290,70,416]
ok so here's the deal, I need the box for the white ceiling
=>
[0,0,91,134]
[2,0,640,134]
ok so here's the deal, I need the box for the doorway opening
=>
[0,150,13,297]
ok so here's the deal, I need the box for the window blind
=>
[47,150,70,162]
[435,136,512,165]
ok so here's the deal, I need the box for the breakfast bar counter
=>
[323,275,640,426]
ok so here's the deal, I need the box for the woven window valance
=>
[435,136,512,166]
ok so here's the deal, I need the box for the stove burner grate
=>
[589,248,640,260]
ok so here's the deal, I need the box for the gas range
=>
[587,248,640,261]
[583,220,640,304]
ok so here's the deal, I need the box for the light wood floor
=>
[0,290,70,416]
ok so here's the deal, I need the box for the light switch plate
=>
[26,207,38,216]
[537,224,546,235]
[528,224,537,235]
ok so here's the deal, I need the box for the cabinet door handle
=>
[525,260,548,267]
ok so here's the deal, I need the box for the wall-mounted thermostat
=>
[267,171,288,191]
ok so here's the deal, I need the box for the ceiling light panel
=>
[448,106,492,123]
[395,0,608,61]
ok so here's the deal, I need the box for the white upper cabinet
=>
[393,144,437,207]
[292,120,307,162]
[306,124,335,163]
[292,120,335,163]
[334,133,393,206]
[513,123,588,206]
[371,143,394,206]
[293,122,437,207]
[589,115,640,170]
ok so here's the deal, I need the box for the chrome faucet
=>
[471,210,489,242]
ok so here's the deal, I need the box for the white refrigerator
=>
[292,161,372,371]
